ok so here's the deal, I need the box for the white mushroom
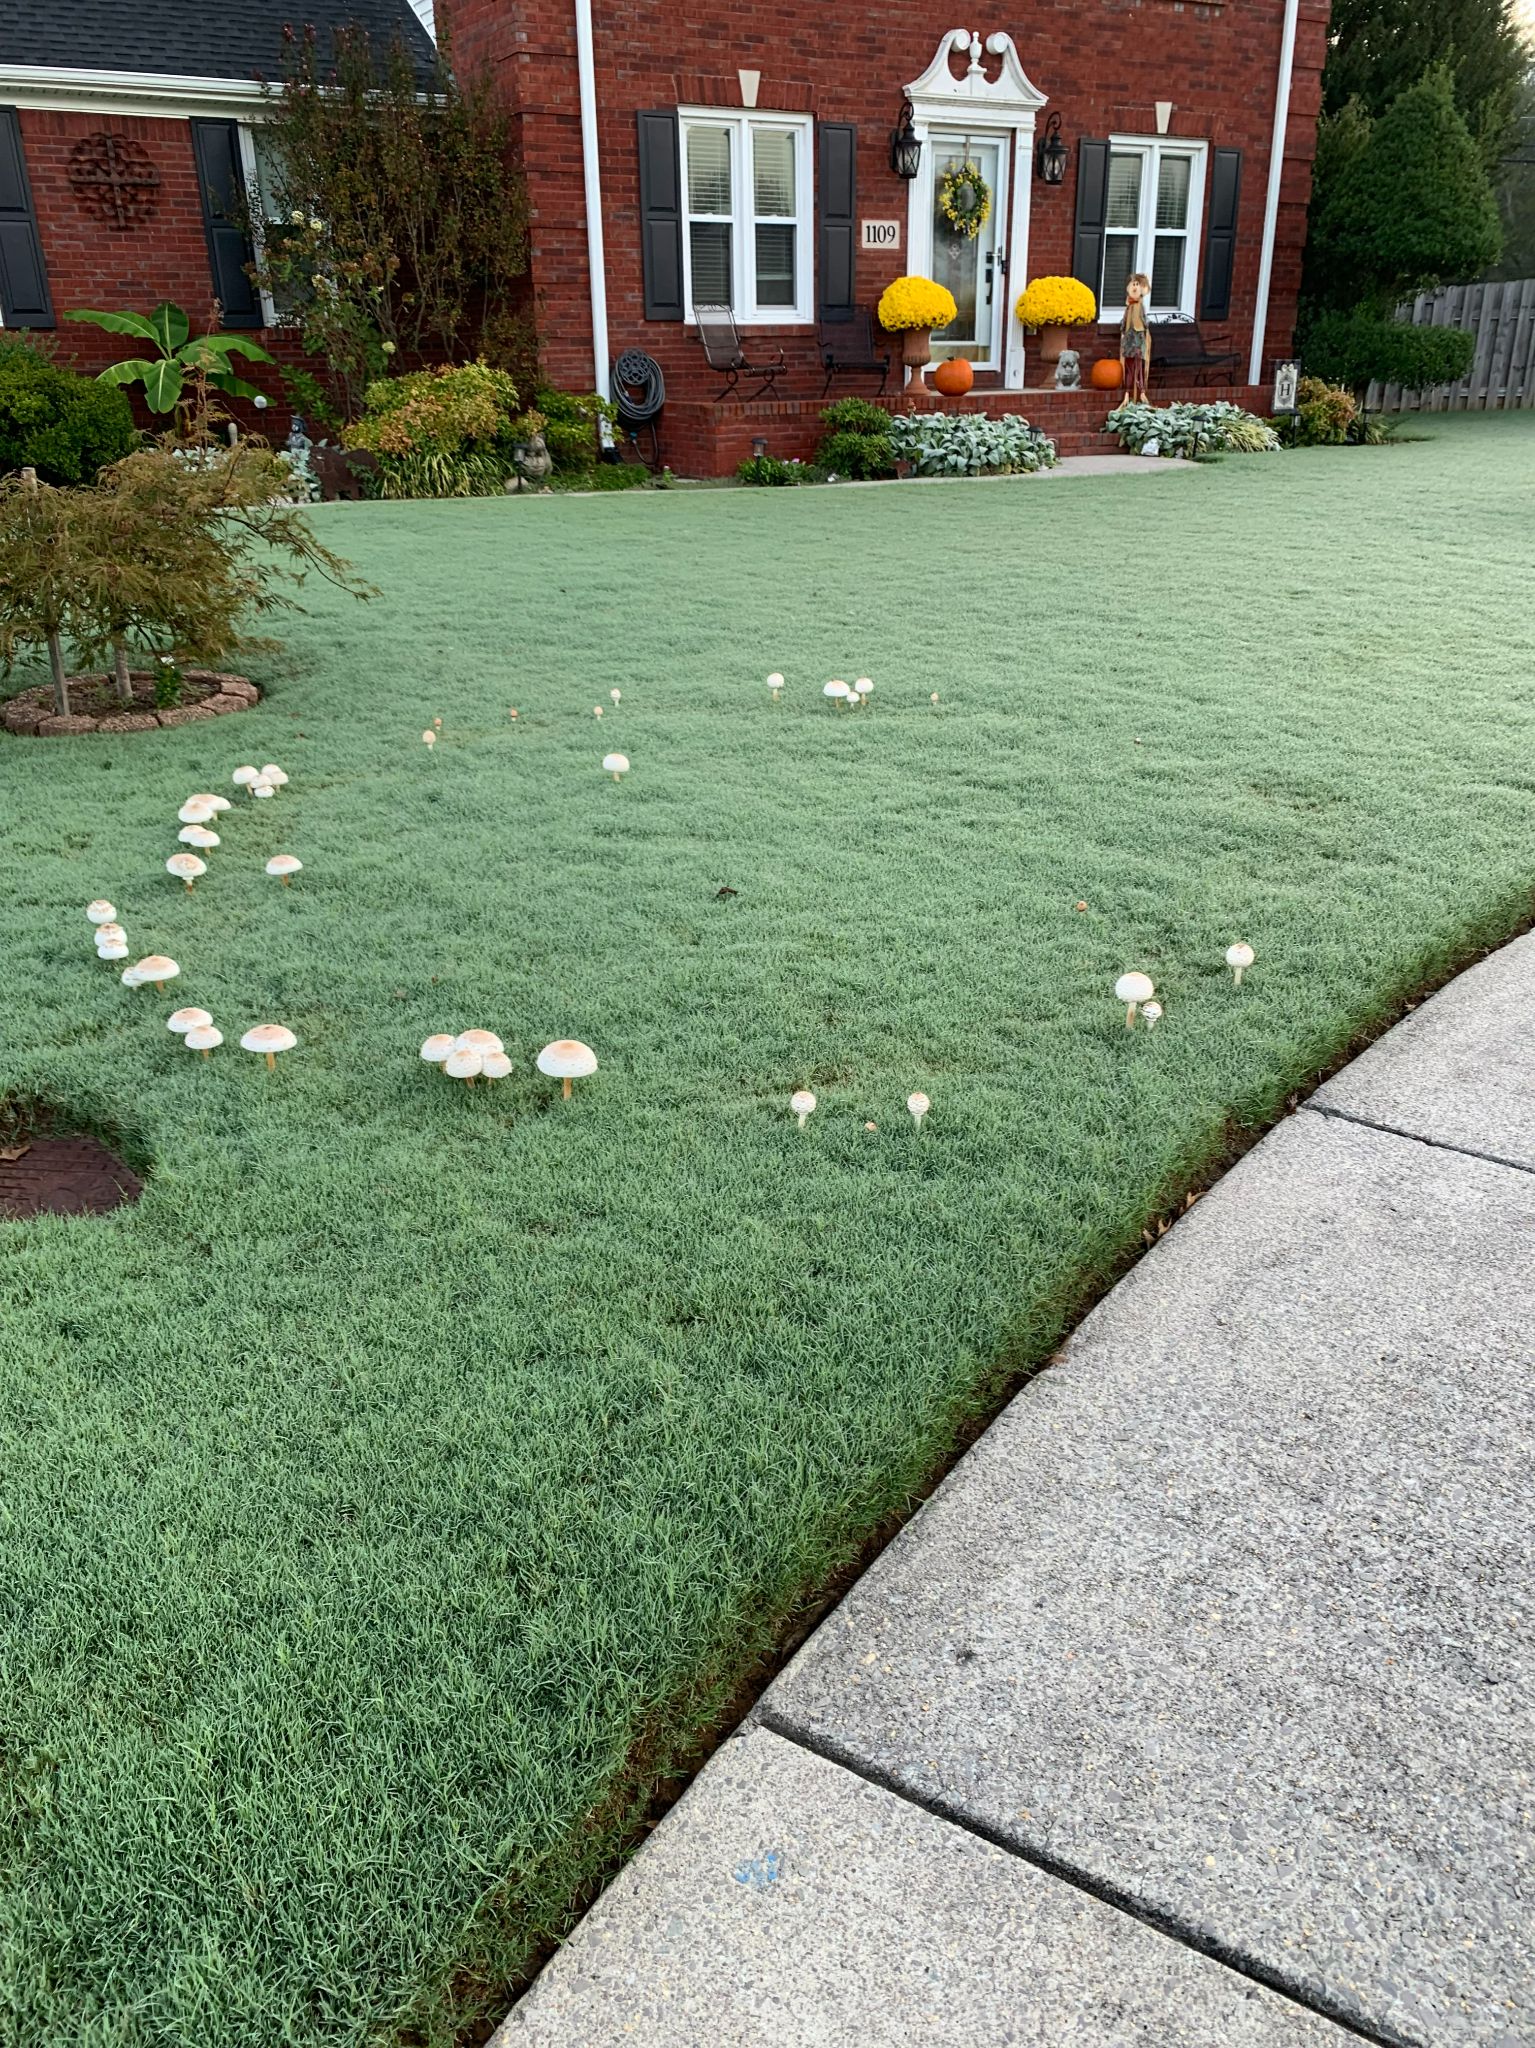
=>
[537,1039,598,1101]
[822,680,850,707]
[1225,942,1255,987]
[97,941,129,963]
[854,677,873,703]
[241,1022,296,1071]
[602,752,629,782]
[1141,1000,1164,1030]
[593,704,603,718]
[422,730,436,749]
[119,962,145,986]
[178,799,216,825]
[250,779,276,799]
[930,691,940,705]
[1115,970,1155,1029]
[166,853,206,890]
[179,825,220,849]
[609,688,621,705]
[130,955,180,992]
[86,899,117,926]
[184,1024,223,1059]
[454,1030,504,1056]
[790,1088,816,1130]
[265,855,303,887]
[907,1090,930,1131]
[766,672,784,700]
[444,1046,484,1088]
[232,765,260,790]
[167,1006,213,1035]
[420,1033,455,1063]
[187,792,232,813]
[259,765,289,789]
[93,923,126,947]
[482,1051,512,1083]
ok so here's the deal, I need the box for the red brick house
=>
[0,0,434,408]
[440,0,1330,468]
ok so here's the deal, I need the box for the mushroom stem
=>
[281,874,290,887]
[562,1075,572,1100]
[265,1050,275,1072]
[200,1047,210,1060]
[1233,964,1244,987]
[184,879,195,892]
[1125,1002,1137,1030]
[465,1076,475,1089]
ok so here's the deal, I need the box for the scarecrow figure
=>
[1120,272,1152,401]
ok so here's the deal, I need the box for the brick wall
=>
[442,0,1331,421]
[15,108,303,434]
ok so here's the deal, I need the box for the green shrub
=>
[887,412,1058,475]
[819,396,891,437]
[736,453,808,486]
[549,461,650,492]
[1105,401,1280,457]
[0,335,136,484]
[1305,307,1476,392]
[1292,376,1357,445]
[534,386,615,472]
[815,396,896,480]
[343,360,525,497]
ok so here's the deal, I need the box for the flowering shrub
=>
[1105,400,1281,457]
[1291,377,1357,446]
[888,412,1057,476]
[343,362,535,496]
[878,276,959,332]
[1015,277,1097,331]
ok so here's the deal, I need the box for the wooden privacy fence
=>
[1367,279,1535,411]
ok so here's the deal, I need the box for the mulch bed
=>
[2,668,259,737]
[0,1135,144,1218]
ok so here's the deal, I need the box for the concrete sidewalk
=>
[496,936,1535,2048]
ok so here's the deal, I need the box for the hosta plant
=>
[887,412,1057,476]
[1105,400,1281,457]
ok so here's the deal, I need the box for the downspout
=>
[574,0,610,401]
[1247,0,1301,388]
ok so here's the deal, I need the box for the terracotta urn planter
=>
[901,325,933,390]
[1037,321,1070,363]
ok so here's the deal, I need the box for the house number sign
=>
[861,219,901,250]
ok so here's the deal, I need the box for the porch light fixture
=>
[1036,113,1067,185]
[751,435,768,459]
[889,97,922,180]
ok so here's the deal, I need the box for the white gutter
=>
[0,64,267,119]
[573,0,611,402]
[1247,0,1301,387]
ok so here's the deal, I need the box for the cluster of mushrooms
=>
[421,1031,599,1099]
[791,1089,930,1132]
[1115,943,1256,1030]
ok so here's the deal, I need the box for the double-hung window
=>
[237,125,303,326]
[680,110,813,325]
[1099,138,1207,320]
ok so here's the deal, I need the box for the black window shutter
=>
[1071,138,1110,297]
[1200,147,1242,322]
[637,110,683,322]
[817,122,856,321]
[0,106,54,328]
[190,119,261,329]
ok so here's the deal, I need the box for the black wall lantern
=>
[889,96,922,180]
[1036,112,1068,185]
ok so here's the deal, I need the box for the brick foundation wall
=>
[442,0,1331,455]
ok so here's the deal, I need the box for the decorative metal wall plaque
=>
[69,134,162,230]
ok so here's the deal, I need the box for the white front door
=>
[927,133,1008,370]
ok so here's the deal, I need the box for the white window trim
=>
[1098,135,1209,324]
[236,125,286,330]
[679,108,814,327]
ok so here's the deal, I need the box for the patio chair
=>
[818,309,890,397]
[693,303,786,401]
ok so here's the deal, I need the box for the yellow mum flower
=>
[878,276,960,332]
[1015,276,1098,331]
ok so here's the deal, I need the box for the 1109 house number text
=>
[860,219,901,249]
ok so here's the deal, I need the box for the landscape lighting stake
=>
[1115,971,1155,1029]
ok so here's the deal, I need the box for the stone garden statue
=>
[1054,348,1081,390]
[510,431,553,492]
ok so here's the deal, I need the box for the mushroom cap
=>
[134,955,179,983]
[240,1023,296,1055]
[907,1091,931,1116]
[93,923,126,945]
[119,962,144,985]
[420,1033,456,1063]
[97,941,129,961]
[179,825,220,848]
[188,792,232,813]
[1115,971,1155,1004]
[184,1025,223,1052]
[766,672,784,688]
[167,1006,213,1034]
[481,1051,512,1080]
[790,1089,816,1115]
[178,799,216,824]
[250,780,275,799]
[854,677,874,695]
[536,1039,598,1080]
[166,853,206,881]
[609,688,621,702]
[259,765,289,786]
[822,680,849,699]
[85,899,116,925]
[265,855,303,877]
[454,1029,504,1055]
[602,753,629,775]
[1141,1001,1164,1023]
[232,766,260,786]
[1225,942,1255,968]
[421,729,436,744]
[444,1047,484,1080]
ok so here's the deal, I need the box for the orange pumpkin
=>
[933,356,975,397]
[1089,356,1124,391]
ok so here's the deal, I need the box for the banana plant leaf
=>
[147,302,191,354]
[182,333,277,367]
[63,308,161,343]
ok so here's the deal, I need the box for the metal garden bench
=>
[818,309,890,397]
[693,304,786,401]
[1149,319,1242,386]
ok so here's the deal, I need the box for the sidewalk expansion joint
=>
[1301,1102,1535,1180]
[756,1706,1421,2048]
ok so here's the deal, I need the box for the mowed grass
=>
[2,414,1534,2046]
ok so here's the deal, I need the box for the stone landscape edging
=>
[1,670,259,737]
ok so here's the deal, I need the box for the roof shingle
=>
[0,0,436,84]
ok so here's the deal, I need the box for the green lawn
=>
[2,414,1533,2047]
